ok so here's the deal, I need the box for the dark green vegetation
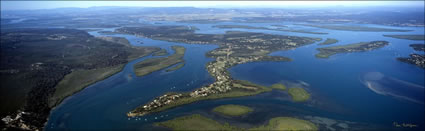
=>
[152,49,169,56]
[133,46,185,76]
[318,38,339,45]
[212,104,253,116]
[0,29,158,129]
[128,80,272,117]
[298,24,412,32]
[315,41,389,58]
[154,114,240,130]
[250,117,318,130]
[397,54,425,69]
[155,114,317,131]
[165,62,185,72]
[117,25,321,57]
[383,35,425,40]
[213,25,328,35]
[270,83,287,91]
[288,87,311,102]
[410,44,425,51]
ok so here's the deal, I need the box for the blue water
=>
[46,22,424,130]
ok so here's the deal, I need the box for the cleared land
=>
[133,46,185,76]
[298,24,411,32]
[318,38,339,45]
[213,25,328,35]
[154,114,239,130]
[270,83,287,91]
[212,104,253,116]
[288,87,311,102]
[315,41,389,58]
[383,35,425,40]
[250,117,318,130]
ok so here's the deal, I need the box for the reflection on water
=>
[362,72,424,104]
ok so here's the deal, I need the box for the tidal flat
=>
[212,104,253,117]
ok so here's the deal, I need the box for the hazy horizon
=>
[1,1,424,11]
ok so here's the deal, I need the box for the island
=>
[297,24,412,32]
[213,25,328,35]
[116,25,322,117]
[397,54,425,69]
[270,83,287,91]
[152,48,169,56]
[154,114,318,131]
[410,44,425,51]
[288,87,311,102]
[250,117,318,130]
[165,62,185,72]
[0,28,159,130]
[315,41,389,58]
[212,104,253,116]
[133,46,185,77]
[383,35,425,40]
[318,38,339,45]
[154,114,240,130]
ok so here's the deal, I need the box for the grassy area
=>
[318,38,339,45]
[155,114,317,131]
[383,35,425,40]
[250,117,318,131]
[212,104,253,116]
[132,80,271,115]
[165,62,185,72]
[288,87,311,102]
[134,46,185,76]
[298,24,411,32]
[154,114,240,130]
[49,65,124,107]
[315,41,389,58]
[270,83,286,91]
[152,48,169,56]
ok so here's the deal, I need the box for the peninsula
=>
[315,41,389,58]
[118,25,321,117]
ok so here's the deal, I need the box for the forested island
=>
[315,41,389,58]
[383,35,425,40]
[213,25,328,34]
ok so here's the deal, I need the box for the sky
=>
[1,1,424,11]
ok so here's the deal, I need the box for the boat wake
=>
[361,72,424,104]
